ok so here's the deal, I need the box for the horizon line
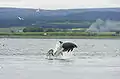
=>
[0,6,120,10]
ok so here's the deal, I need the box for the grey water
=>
[0,38,120,79]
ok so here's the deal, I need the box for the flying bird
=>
[36,8,41,12]
[17,16,24,20]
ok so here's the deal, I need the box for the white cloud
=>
[0,0,21,2]
[0,0,120,9]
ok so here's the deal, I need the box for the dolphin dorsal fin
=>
[59,41,63,44]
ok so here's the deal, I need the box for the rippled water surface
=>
[0,38,120,79]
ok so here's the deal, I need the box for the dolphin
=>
[47,41,77,57]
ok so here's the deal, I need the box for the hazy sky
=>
[0,0,120,9]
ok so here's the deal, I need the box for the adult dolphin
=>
[59,41,77,52]
[47,41,77,57]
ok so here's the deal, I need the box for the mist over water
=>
[0,38,120,79]
[87,19,120,32]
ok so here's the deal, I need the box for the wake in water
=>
[46,41,77,60]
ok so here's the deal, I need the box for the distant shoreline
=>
[0,32,119,39]
[0,35,120,39]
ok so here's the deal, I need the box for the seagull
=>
[17,16,24,20]
[36,9,40,12]
[36,8,42,12]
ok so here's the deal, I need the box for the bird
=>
[17,16,24,20]
[47,41,77,57]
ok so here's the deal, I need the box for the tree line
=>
[23,27,68,32]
